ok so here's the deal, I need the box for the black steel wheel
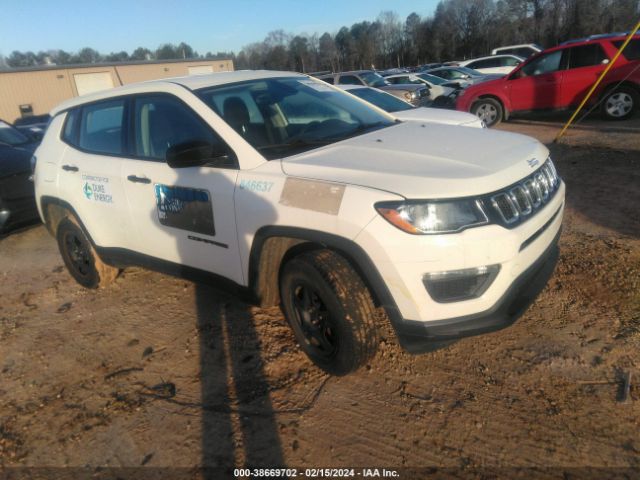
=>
[280,250,379,375]
[289,280,339,361]
[56,218,118,289]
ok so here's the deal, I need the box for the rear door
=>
[508,49,568,111]
[57,99,134,249]
[120,93,243,283]
[559,43,610,107]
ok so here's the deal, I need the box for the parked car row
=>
[321,34,638,127]
[317,70,430,107]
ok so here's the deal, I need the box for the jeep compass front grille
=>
[485,159,560,228]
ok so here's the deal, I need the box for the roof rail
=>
[559,32,634,46]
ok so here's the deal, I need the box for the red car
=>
[456,33,640,126]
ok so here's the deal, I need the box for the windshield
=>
[417,73,447,85]
[456,67,484,77]
[348,87,414,113]
[197,77,395,159]
[0,121,30,146]
[391,76,423,85]
[360,72,388,88]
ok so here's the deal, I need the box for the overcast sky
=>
[0,0,440,55]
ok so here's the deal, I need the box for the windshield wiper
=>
[255,137,334,152]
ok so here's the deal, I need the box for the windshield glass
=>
[0,121,30,146]
[417,73,446,85]
[391,76,423,85]
[456,67,484,77]
[197,77,395,159]
[360,72,388,88]
[348,88,414,113]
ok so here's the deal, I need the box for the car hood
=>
[0,142,37,178]
[280,122,549,199]
[393,108,481,127]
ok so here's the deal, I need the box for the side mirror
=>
[166,140,229,169]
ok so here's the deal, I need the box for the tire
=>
[471,98,503,127]
[279,250,379,375]
[56,217,119,289]
[601,86,638,121]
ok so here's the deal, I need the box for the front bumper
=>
[395,228,559,352]
[354,179,565,352]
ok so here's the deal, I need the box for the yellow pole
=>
[554,21,640,142]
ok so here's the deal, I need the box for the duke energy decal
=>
[154,184,215,236]
[82,175,113,204]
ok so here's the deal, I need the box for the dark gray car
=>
[0,120,40,233]
[317,70,430,107]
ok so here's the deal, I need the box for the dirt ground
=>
[1,114,639,479]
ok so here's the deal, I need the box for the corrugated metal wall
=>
[0,59,233,122]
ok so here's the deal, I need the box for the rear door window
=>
[78,100,125,155]
[468,58,500,69]
[567,44,609,69]
[337,75,363,85]
[501,56,521,67]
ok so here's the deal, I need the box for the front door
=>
[120,93,243,284]
[508,49,567,111]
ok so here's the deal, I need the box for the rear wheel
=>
[601,86,637,121]
[471,98,503,127]
[279,250,379,375]
[56,218,119,289]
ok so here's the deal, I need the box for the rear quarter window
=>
[62,109,79,145]
[612,39,640,60]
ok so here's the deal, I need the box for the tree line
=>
[2,0,638,71]
[0,43,233,68]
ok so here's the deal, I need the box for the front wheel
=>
[471,98,503,127]
[601,86,637,121]
[279,250,379,375]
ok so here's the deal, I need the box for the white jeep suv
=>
[34,71,564,375]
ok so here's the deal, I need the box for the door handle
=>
[62,165,79,172]
[127,175,151,184]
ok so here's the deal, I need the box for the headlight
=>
[403,92,411,100]
[375,199,488,234]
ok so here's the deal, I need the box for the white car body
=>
[337,85,484,128]
[34,70,564,367]
[384,74,455,99]
[458,54,525,75]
